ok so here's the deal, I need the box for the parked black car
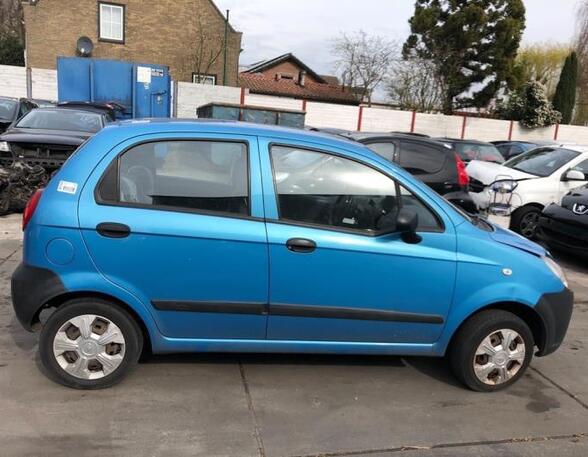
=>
[538,185,588,259]
[491,140,553,160]
[56,101,126,122]
[343,133,477,213]
[438,138,505,164]
[0,107,109,170]
[0,97,38,134]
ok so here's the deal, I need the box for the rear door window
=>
[398,141,446,175]
[98,140,250,216]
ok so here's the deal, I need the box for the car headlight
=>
[0,141,10,152]
[543,256,568,288]
[491,179,518,193]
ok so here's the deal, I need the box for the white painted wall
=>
[0,65,27,98]
[176,82,241,118]
[31,68,57,101]
[4,65,588,145]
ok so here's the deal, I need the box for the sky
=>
[214,0,581,76]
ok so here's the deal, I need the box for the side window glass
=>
[270,145,441,233]
[99,140,249,216]
[365,142,396,162]
[398,141,445,175]
[18,103,29,119]
[572,159,588,176]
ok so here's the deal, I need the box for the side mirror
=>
[396,208,422,244]
[563,169,586,181]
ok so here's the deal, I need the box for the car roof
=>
[437,137,495,145]
[31,107,106,116]
[99,119,368,149]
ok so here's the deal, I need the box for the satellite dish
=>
[76,36,94,57]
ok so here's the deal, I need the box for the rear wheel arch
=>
[447,301,546,355]
[42,291,152,355]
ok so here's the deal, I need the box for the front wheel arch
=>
[447,302,546,356]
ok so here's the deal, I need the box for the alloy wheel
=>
[519,212,539,238]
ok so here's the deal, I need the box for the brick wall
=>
[23,0,242,85]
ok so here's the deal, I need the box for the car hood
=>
[0,127,91,145]
[489,223,547,257]
[561,185,588,210]
[466,160,536,185]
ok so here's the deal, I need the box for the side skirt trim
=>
[151,300,444,324]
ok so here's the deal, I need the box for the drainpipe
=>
[223,10,229,86]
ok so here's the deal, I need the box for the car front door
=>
[78,134,269,340]
[260,140,457,345]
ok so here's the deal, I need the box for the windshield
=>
[504,147,579,177]
[16,109,103,133]
[453,143,504,163]
[0,99,17,121]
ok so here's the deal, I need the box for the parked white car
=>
[467,145,588,238]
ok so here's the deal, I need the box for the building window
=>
[192,73,217,85]
[99,2,124,43]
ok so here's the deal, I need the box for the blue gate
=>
[57,57,171,119]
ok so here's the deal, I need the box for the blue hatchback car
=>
[11,120,573,391]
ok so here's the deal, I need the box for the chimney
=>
[298,71,306,87]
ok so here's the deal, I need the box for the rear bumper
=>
[535,288,574,356]
[11,262,65,332]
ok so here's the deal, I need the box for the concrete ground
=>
[0,213,587,457]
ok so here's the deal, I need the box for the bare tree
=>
[387,59,443,112]
[182,15,225,84]
[332,31,399,105]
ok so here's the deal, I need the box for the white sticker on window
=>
[57,181,78,195]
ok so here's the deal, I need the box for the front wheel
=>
[511,206,542,239]
[39,298,142,389]
[449,310,534,392]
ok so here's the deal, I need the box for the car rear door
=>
[78,133,269,340]
[260,139,457,345]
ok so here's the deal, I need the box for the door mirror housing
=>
[396,208,422,244]
[563,169,586,181]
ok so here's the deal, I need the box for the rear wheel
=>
[39,298,142,389]
[511,206,542,239]
[449,310,534,392]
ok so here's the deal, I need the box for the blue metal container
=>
[57,57,171,119]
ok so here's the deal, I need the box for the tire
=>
[449,310,534,392]
[39,298,143,389]
[511,205,542,239]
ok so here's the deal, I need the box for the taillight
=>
[455,154,469,187]
[22,188,44,231]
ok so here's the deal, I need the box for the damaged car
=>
[0,97,38,134]
[467,146,588,238]
[0,107,108,170]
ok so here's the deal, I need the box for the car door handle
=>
[96,222,131,239]
[286,238,316,253]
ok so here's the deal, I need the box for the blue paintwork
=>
[57,57,171,118]
[25,120,567,357]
